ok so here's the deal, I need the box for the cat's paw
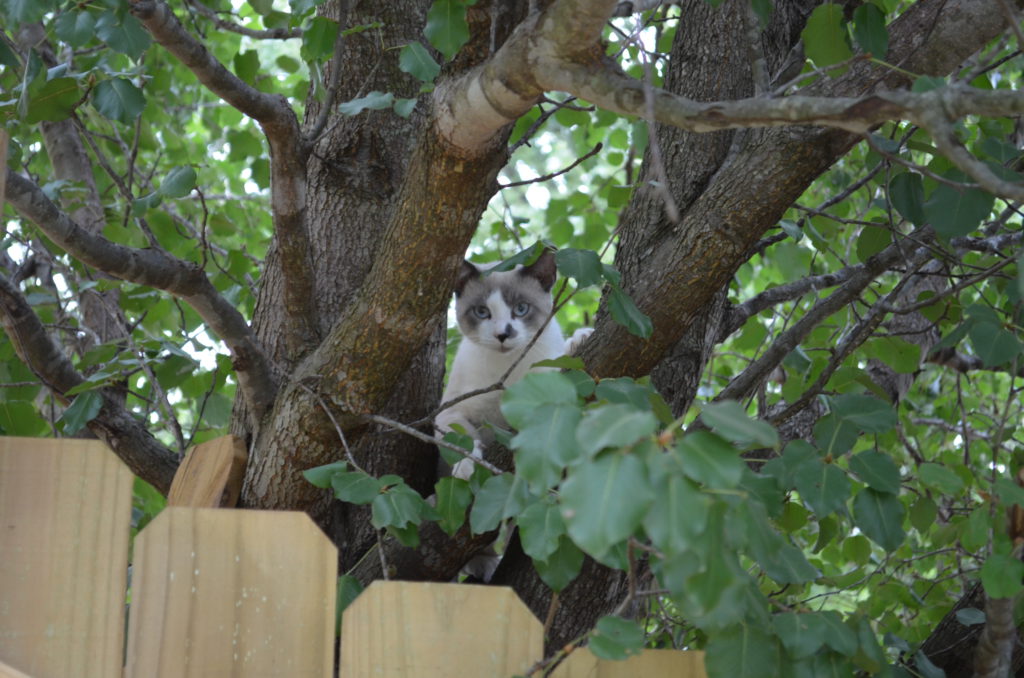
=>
[451,440,484,480]
[565,327,594,356]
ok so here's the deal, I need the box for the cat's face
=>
[453,251,557,353]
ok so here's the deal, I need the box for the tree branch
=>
[579,0,1018,380]
[129,0,318,357]
[715,228,935,404]
[128,0,295,125]
[539,59,1024,135]
[0,273,179,493]
[4,170,278,420]
[185,0,302,40]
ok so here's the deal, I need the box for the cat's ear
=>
[454,260,480,297]
[520,249,557,291]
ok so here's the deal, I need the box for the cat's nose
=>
[496,324,515,343]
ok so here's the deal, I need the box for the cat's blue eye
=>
[471,306,491,319]
[512,302,530,317]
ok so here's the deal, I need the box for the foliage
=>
[2,0,1024,676]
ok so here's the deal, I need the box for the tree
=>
[2,0,1023,674]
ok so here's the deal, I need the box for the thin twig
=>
[363,413,504,474]
[500,143,603,188]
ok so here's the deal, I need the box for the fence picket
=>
[0,437,133,678]
[340,580,543,677]
[551,648,707,677]
[124,507,337,677]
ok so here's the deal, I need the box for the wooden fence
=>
[0,435,706,677]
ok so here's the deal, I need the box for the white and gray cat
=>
[436,249,592,480]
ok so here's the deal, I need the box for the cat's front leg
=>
[450,440,485,480]
[435,409,484,480]
[565,326,594,355]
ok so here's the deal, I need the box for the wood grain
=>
[551,648,707,677]
[124,507,337,677]
[0,437,133,678]
[167,435,248,508]
[340,580,543,677]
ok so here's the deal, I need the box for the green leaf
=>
[501,371,579,430]
[370,482,430,530]
[555,248,604,288]
[980,552,1024,598]
[2,0,55,24]
[747,510,821,584]
[955,608,986,626]
[424,0,470,60]
[289,0,327,15]
[852,3,888,58]
[863,336,921,374]
[914,651,947,678]
[301,16,339,62]
[831,393,897,434]
[924,179,995,239]
[968,320,1021,367]
[705,623,781,678]
[233,50,260,85]
[488,242,546,273]
[302,460,347,488]
[773,612,826,659]
[393,97,418,118]
[855,224,890,262]
[793,457,851,518]
[25,77,80,123]
[643,472,710,556]
[55,11,97,48]
[92,78,146,124]
[909,495,938,532]
[842,534,872,565]
[434,477,472,535]
[849,451,901,494]
[511,403,582,490]
[532,355,585,370]
[819,610,858,655]
[589,616,644,660]
[158,166,197,198]
[560,453,653,558]
[518,501,566,562]
[331,471,383,504]
[917,462,964,495]
[468,473,531,533]
[607,285,653,338]
[852,487,905,551]
[594,378,652,410]
[995,477,1024,508]
[335,575,364,635]
[338,91,394,116]
[95,10,152,60]
[533,536,583,592]
[674,432,745,489]
[575,403,658,457]
[700,400,779,448]
[57,390,103,434]
[889,172,926,225]
[801,4,853,73]
[399,41,440,82]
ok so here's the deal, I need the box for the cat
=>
[436,249,592,481]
